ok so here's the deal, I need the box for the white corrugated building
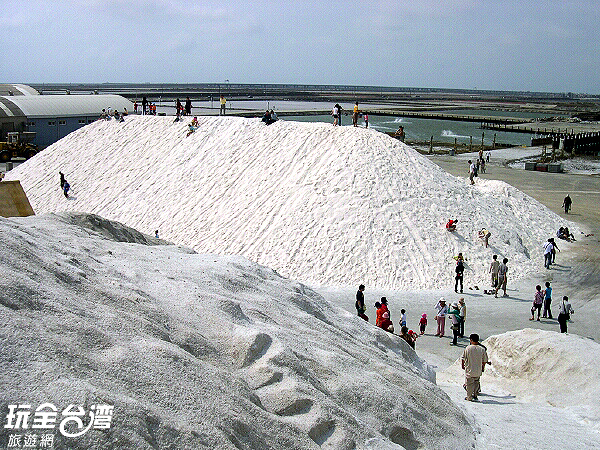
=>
[0,84,133,147]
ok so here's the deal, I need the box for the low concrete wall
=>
[0,180,35,217]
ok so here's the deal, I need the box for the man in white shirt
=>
[543,239,554,269]
[468,160,476,185]
[461,334,489,401]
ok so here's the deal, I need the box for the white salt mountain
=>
[0,213,473,449]
[6,116,575,289]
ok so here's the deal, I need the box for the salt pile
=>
[437,329,600,449]
[0,213,473,449]
[6,116,576,289]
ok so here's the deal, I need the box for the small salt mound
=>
[0,213,474,449]
[6,116,578,289]
[443,329,600,427]
[485,329,600,411]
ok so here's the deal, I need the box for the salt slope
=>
[6,116,575,289]
[440,329,600,429]
[0,213,474,450]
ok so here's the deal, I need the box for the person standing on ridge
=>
[142,96,148,115]
[220,95,226,115]
[377,298,393,332]
[352,101,359,127]
[355,284,368,321]
[374,301,383,327]
[364,113,369,128]
[332,104,339,126]
[468,160,476,185]
[562,194,572,214]
[461,334,489,402]
[185,97,192,116]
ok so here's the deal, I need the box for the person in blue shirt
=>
[542,282,553,319]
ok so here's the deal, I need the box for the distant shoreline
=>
[29,82,598,116]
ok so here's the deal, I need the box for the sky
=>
[1,0,599,93]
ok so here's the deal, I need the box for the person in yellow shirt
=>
[352,101,359,127]
[220,95,226,115]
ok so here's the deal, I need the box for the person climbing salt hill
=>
[186,117,199,137]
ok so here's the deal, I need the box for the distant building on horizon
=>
[0,84,132,148]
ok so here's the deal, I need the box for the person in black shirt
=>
[355,284,368,321]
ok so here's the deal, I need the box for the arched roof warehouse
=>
[0,94,133,119]
[0,84,39,97]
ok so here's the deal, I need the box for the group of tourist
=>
[467,155,487,185]
[557,226,575,242]
[100,107,127,122]
[543,238,560,269]
[261,109,278,125]
[134,97,158,115]
[132,95,226,116]
[355,285,418,348]
[530,281,575,332]
[433,297,467,345]
[331,102,369,128]
[175,97,193,116]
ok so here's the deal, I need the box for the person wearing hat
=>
[375,298,393,332]
[380,310,394,333]
[419,313,427,335]
[461,334,488,401]
[448,302,461,345]
[434,298,448,337]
